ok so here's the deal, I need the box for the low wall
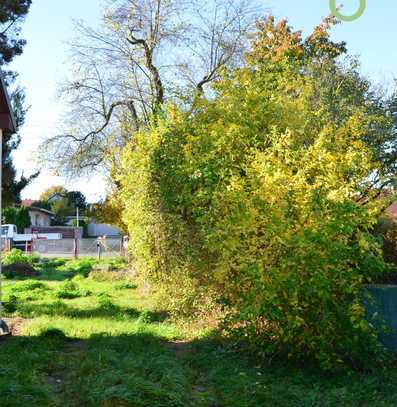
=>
[32,238,123,258]
[25,226,83,239]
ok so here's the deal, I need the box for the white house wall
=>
[87,223,121,237]
[29,210,52,227]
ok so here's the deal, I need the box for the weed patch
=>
[1,257,397,406]
[115,282,137,290]
[10,281,49,293]
[89,270,132,282]
[54,281,91,299]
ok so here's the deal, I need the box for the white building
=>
[28,207,54,227]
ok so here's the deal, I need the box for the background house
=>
[22,197,121,237]
[47,192,63,204]
[21,199,36,208]
[28,207,54,227]
[22,199,54,227]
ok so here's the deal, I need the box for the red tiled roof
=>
[21,199,36,208]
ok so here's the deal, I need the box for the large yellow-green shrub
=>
[120,17,392,368]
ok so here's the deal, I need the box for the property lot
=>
[0,257,397,407]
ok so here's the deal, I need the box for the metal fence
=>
[32,238,124,258]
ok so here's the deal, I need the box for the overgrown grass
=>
[1,257,397,406]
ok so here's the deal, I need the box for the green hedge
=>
[3,207,31,233]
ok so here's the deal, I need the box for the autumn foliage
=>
[119,17,392,368]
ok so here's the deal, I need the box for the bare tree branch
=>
[41,0,264,176]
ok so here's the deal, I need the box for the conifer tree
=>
[0,0,37,206]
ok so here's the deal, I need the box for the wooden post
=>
[73,238,78,259]
[120,238,124,257]
[97,239,102,260]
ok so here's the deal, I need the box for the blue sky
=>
[10,0,103,202]
[270,0,397,84]
[9,0,397,202]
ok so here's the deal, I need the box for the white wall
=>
[87,223,121,237]
[29,210,51,227]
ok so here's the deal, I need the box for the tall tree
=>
[38,186,88,224]
[67,191,87,210]
[39,185,68,202]
[3,206,31,232]
[0,0,31,65]
[0,0,38,207]
[42,0,263,175]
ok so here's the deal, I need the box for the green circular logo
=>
[329,0,366,22]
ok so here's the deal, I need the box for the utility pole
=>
[76,206,80,228]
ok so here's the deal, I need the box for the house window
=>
[35,214,40,226]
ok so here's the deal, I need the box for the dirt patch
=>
[3,317,29,336]
[3,263,40,278]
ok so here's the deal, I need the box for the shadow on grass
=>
[36,270,90,282]
[1,327,397,407]
[37,273,80,282]
[14,301,169,322]
[6,270,89,283]
[0,330,192,407]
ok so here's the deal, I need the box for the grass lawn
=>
[0,257,397,406]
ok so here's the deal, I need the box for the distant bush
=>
[10,281,48,293]
[3,295,18,314]
[55,280,91,299]
[3,249,40,266]
[115,282,137,290]
[97,293,118,314]
[42,258,67,268]
[58,258,97,277]
[106,257,128,271]
[72,274,86,282]
[3,207,31,233]
[8,281,50,303]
